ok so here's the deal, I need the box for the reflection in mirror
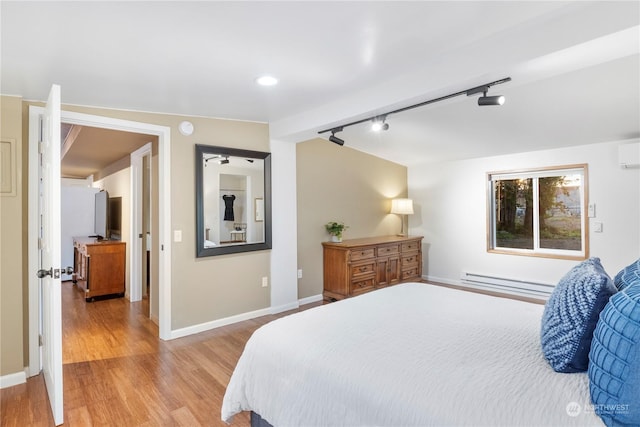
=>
[196,145,271,257]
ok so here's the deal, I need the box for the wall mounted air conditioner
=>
[619,142,640,169]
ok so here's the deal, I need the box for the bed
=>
[221,282,604,426]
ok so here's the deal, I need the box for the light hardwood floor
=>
[1,281,319,426]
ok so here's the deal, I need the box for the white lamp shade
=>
[390,198,414,215]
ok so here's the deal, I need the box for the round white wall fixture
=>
[178,121,194,136]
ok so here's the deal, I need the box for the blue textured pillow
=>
[589,283,640,426]
[614,258,640,291]
[541,257,617,373]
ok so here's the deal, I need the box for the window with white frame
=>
[487,164,588,260]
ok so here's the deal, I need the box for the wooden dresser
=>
[72,237,126,301]
[322,235,423,301]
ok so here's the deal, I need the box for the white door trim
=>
[28,108,173,376]
[129,143,152,303]
[27,106,42,377]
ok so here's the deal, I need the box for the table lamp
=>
[390,198,414,236]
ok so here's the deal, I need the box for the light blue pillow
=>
[614,258,640,291]
[589,283,640,426]
[541,257,617,373]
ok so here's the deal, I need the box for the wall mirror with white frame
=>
[195,144,271,257]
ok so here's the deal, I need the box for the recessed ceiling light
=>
[256,75,278,86]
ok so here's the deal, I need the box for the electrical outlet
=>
[262,277,268,288]
[297,269,303,279]
[174,230,182,242]
[593,221,603,233]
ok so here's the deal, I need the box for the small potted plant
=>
[325,221,348,242]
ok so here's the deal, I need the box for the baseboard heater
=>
[460,272,555,300]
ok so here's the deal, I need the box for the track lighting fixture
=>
[220,157,230,165]
[371,116,389,132]
[329,128,345,146]
[319,77,511,146]
[478,93,505,106]
[466,85,506,106]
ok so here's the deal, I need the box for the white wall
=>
[408,140,640,287]
[60,178,99,280]
[94,167,131,296]
[270,139,299,312]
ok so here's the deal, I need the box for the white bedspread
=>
[221,283,604,426]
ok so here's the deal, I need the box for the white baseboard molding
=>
[270,301,300,315]
[170,306,273,340]
[0,370,27,389]
[424,275,546,304]
[298,294,323,306]
[168,294,324,340]
[423,275,458,286]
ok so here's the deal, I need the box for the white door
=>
[38,84,64,425]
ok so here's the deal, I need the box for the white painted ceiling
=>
[2,1,638,166]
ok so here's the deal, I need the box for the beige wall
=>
[296,138,408,299]
[57,105,272,329]
[1,95,24,376]
[18,102,271,338]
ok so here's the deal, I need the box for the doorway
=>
[28,108,173,377]
[60,130,156,312]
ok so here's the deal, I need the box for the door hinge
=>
[39,334,43,347]
[38,238,43,250]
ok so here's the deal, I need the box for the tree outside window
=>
[488,165,588,260]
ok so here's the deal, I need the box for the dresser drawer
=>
[377,244,400,257]
[351,247,375,261]
[351,262,376,278]
[401,241,421,252]
[402,267,421,280]
[350,277,375,295]
[401,253,420,266]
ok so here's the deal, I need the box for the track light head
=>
[371,116,389,132]
[219,157,230,165]
[468,85,506,106]
[478,93,505,106]
[329,128,345,146]
[329,134,345,146]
